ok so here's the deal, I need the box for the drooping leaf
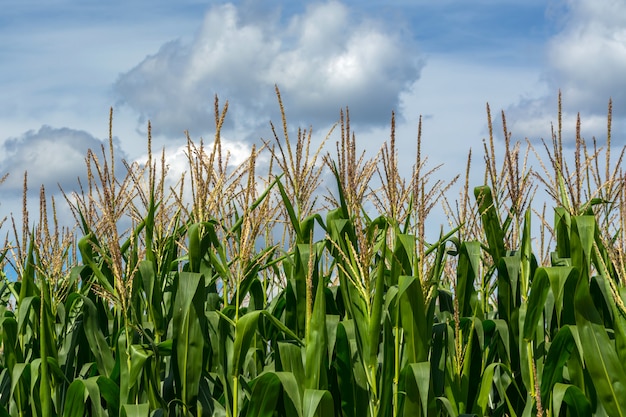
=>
[303,389,335,417]
[247,372,282,417]
[552,383,591,417]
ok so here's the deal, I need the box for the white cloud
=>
[114,1,423,138]
[507,0,626,143]
[133,138,255,192]
[546,0,626,109]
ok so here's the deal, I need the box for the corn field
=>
[1,91,626,416]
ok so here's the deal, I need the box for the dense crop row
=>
[1,93,625,416]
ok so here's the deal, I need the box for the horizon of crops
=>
[1,89,625,416]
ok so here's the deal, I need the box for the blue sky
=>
[1,0,625,232]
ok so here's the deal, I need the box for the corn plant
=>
[1,91,625,416]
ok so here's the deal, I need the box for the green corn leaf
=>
[260,310,302,345]
[214,310,235,416]
[475,363,500,416]
[401,362,432,417]
[230,244,278,310]
[120,403,150,417]
[327,162,350,220]
[17,295,38,336]
[556,171,572,214]
[390,233,415,280]
[1,316,20,372]
[492,319,511,364]
[196,378,214,417]
[437,396,459,417]
[574,270,626,416]
[497,255,520,326]
[18,235,38,302]
[43,356,68,385]
[523,267,550,341]
[378,315,395,417]
[305,258,328,391]
[129,344,153,391]
[301,213,325,242]
[143,194,157,263]
[83,376,105,417]
[474,186,505,263]
[10,363,30,413]
[277,179,303,241]
[232,310,262,377]
[97,376,120,417]
[334,322,355,417]
[519,208,534,296]
[63,380,86,417]
[368,222,387,371]
[277,372,304,417]
[540,325,577,405]
[117,331,131,406]
[80,295,115,377]
[491,366,517,417]
[546,266,577,326]
[241,371,303,417]
[77,233,115,294]
[460,318,482,415]
[325,217,370,372]
[325,314,340,365]
[303,389,335,417]
[552,383,591,417]
[39,284,54,417]
[187,222,201,273]
[172,271,206,412]
[278,342,305,392]
[570,216,595,279]
[457,241,482,319]
[138,260,164,337]
[554,207,572,259]
[398,275,428,363]
[247,372,283,417]
[248,277,265,311]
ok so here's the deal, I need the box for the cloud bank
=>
[114,1,423,138]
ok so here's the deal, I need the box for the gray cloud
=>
[114,1,423,138]
[0,126,124,195]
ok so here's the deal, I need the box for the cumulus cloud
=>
[114,1,422,138]
[132,138,255,192]
[507,0,626,143]
[546,0,626,111]
[0,126,124,195]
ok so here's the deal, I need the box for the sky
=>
[1,0,625,237]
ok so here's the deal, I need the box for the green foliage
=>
[1,95,625,416]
